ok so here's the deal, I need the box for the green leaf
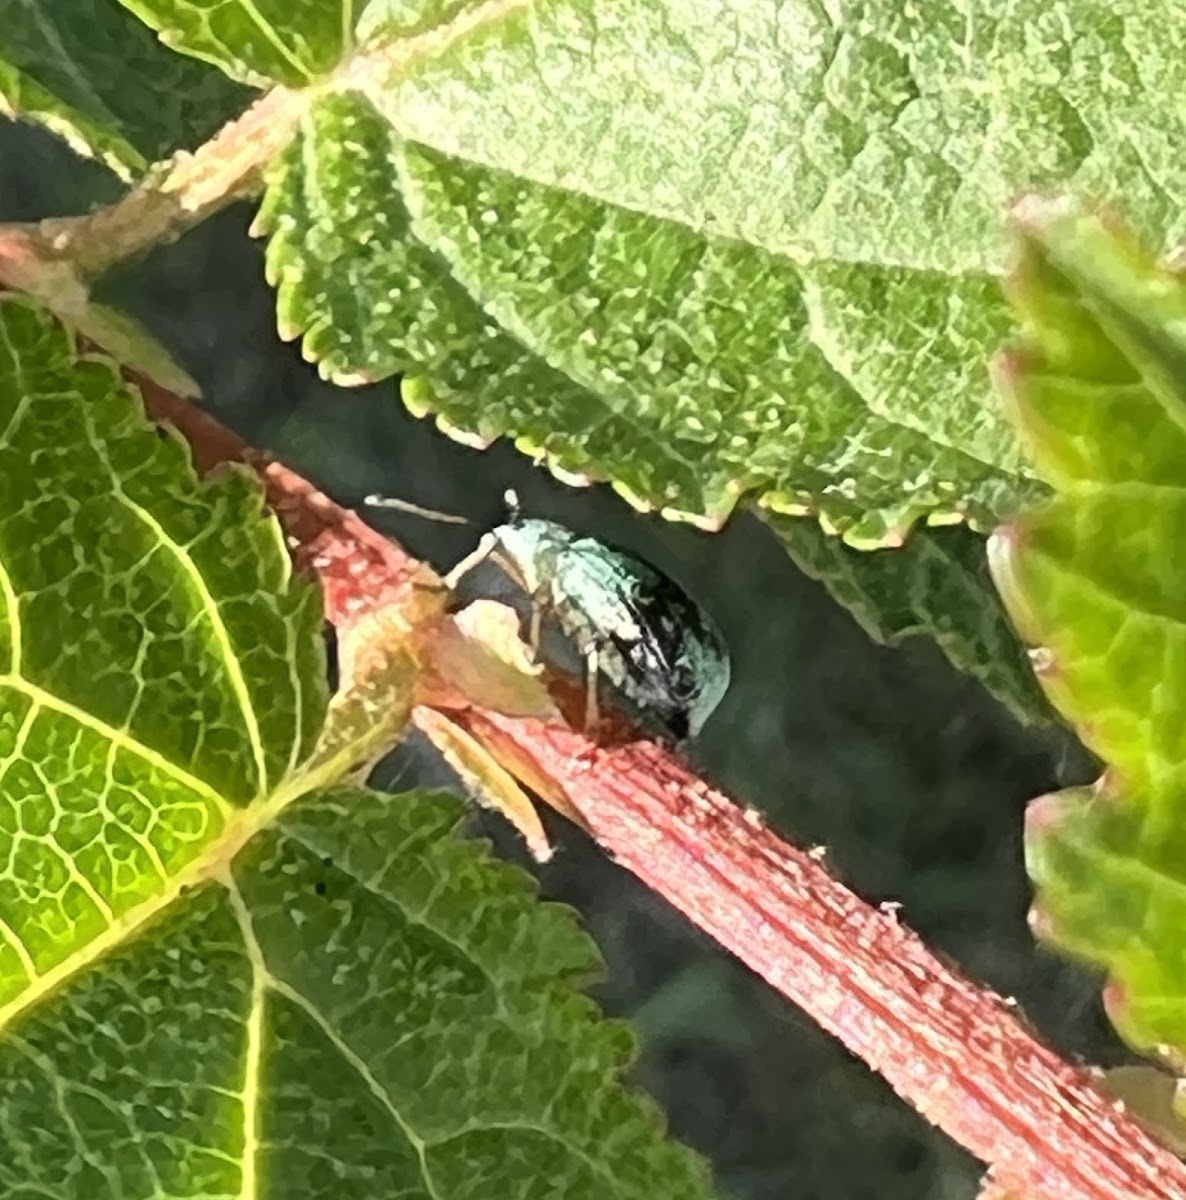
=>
[378,1,1181,274]
[356,0,464,42]
[772,515,1050,725]
[0,294,326,1004]
[251,0,1186,539]
[0,785,713,1199]
[123,0,362,87]
[0,297,713,1197]
[258,91,1035,542]
[0,0,252,178]
[988,198,1186,1061]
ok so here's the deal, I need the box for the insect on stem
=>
[362,488,731,741]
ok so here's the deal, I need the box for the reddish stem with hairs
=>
[139,369,1186,1200]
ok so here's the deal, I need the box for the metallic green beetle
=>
[367,491,731,739]
[445,504,730,740]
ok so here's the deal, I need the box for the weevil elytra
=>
[366,491,731,740]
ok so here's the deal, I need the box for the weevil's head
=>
[490,516,573,595]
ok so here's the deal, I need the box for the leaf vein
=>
[81,402,270,797]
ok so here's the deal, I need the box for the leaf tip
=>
[333,368,378,387]
[1008,190,1077,233]
[1026,901,1056,943]
[276,316,302,343]
[438,412,495,450]
[1024,790,1071,840]
[987,521,1042,643]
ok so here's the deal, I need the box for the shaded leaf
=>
[310,0,1183,539]
[0,0,251,178]
[259,91,1034,543]
[0,783,713,1199]
[125,0,362,86]
[772,514,1050,724]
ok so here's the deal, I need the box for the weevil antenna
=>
[365,489,530,596]
[362,494,472,525]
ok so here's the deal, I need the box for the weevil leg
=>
[443,532,499,591]
[528,602,543,655]
[582,643,600,735]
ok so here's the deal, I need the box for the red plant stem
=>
[137,373,1186,1200]
[450,706,1186,1200]
[138,379,430,620]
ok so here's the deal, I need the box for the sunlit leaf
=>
[989,198,1186,1063]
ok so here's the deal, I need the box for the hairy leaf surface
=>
[253,0,1186,540]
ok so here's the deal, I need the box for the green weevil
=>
[368,491,731,739]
